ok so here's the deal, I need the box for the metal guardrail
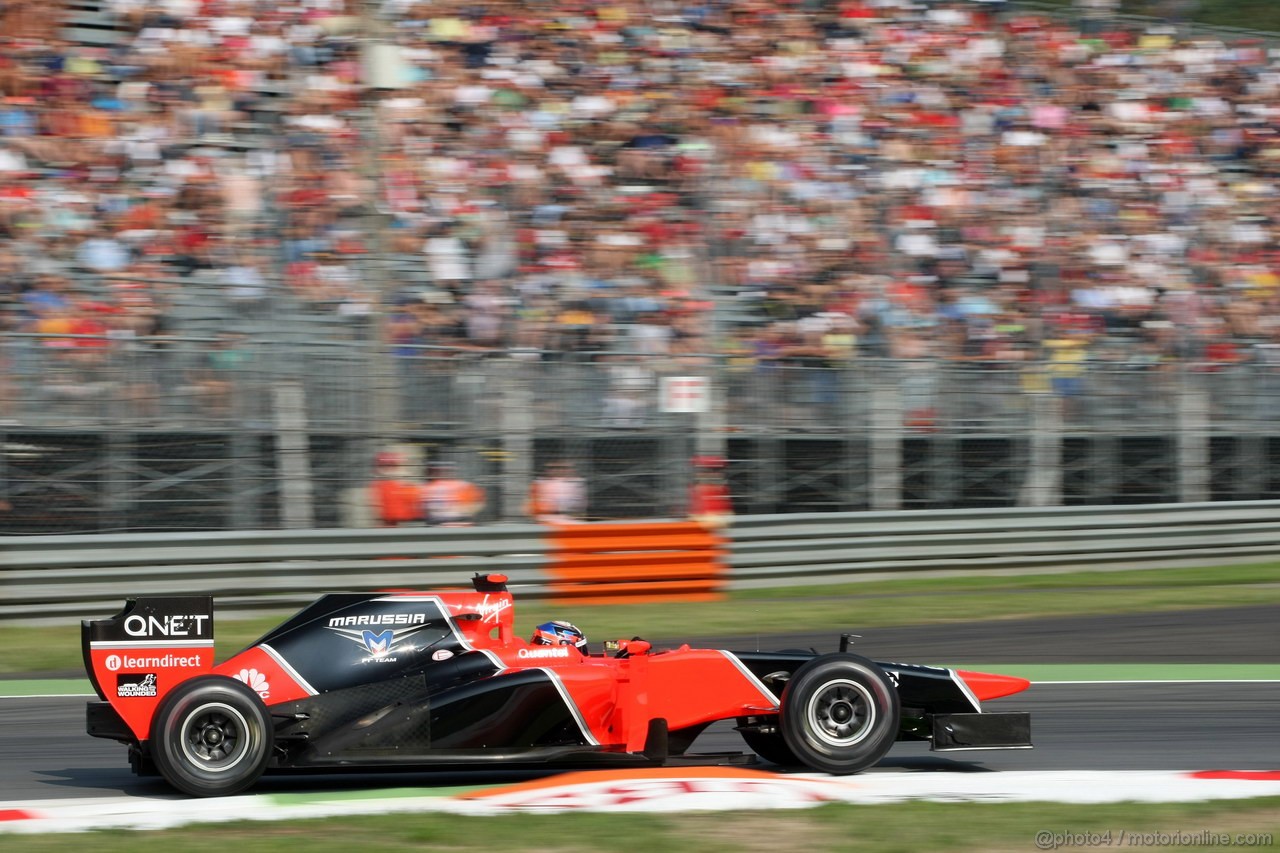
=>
[5,502,1279,624]
[1,526,550,623]
[726,501,1280,589]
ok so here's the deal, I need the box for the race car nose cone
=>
[954,669,1032,701]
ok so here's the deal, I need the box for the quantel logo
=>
[517,646,571,659]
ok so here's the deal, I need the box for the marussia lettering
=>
[327,620,435,661]
[517,646,571,659]
[123,614,211,638]
[328,613,428,627]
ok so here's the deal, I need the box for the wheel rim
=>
[178,701,254,773]
[805,678,876,747]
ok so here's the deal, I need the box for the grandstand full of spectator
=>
[357,0,1280,374]
[3,0,1280,384]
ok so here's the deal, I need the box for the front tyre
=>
[149,675,273,797]
[779,653,899,775]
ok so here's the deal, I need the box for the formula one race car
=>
[83,574,1032,796]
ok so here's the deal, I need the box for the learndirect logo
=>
[104,653,202,672]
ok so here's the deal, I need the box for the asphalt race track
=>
[3,605,1277,803]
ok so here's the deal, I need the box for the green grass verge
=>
[945,663,1280,681]
[1024,0,1280,32]
[4,562,1277,677]
[10,798,1280,852]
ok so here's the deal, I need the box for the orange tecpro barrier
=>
[544,521,728,605]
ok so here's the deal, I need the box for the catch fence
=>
[5,334,1280,533]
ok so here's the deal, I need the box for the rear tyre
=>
[149,675,273,797]
[779,653,899,775]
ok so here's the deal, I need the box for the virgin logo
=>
[476,594,512,624]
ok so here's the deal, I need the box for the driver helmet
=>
[531,620,587,654]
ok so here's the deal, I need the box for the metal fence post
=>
[229,431,262,530]
[1021,391,1062,507]
[103,431,132,533]
[1178,366,1210,503]
[273,381,315,528]
[870,361,902,510]
[697,359,729,460]
[501,361,535,521]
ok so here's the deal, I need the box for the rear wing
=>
[82,597,216,740]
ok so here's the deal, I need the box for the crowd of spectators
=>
[363,0,1280,375]
[0,0,370,343]
[3,0,1280,379]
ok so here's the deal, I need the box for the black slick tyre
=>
[778,653,899,775]
[149,675,273,797]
